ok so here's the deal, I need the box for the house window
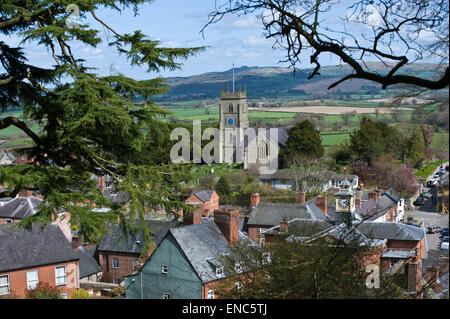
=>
[6,219,13,224]
[259,237,265,246]
[162,265,168,274]
[27,270,39,290]
[112,258,119,269]
[162,292,171,299]
[207,290,214,299]
[262,252,271,265]
[55,266,67,286]
[113,278,120,284]
[0,275,10,295]
[259,227,265,234]
[216,266,224,277]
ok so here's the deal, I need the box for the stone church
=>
[218,86,289,171]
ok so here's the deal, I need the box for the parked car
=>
[441,242,449,251]
[422,190,432,199]
[427,225,442,234]
[414,197,424,206]
[442,235,449,243]
[442,227,449,237]
[434,173,440,179]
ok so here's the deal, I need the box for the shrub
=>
[25,282,61,299]
[70,289,92,299]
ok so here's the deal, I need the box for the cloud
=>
[244,35,270,47]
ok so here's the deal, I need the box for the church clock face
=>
[338,197,350,209]
[227,117,234,125]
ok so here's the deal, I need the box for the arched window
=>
[258,141,268,159]
[228,104,233,113]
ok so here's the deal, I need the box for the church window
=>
[229,104,233,113]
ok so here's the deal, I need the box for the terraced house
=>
[0,224,79,298]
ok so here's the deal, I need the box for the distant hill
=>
[152,62,447,101]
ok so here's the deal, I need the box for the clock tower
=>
[219,85,249,163]
[335,178,356,226]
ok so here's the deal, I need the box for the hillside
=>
[153,62,447,101]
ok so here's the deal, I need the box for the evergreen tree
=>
[0,1,203,249]
[281,120,324,163]
[348,117,399,164]
[408,129,426,168]
[215,175,230,197]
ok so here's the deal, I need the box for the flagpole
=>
[232,61,235,93]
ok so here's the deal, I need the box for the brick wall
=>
[0,261,79,298]
[98,251,144,283]
[247,225,270,244]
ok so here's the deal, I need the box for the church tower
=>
[219,85,249,163]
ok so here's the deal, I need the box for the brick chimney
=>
[296,192,306,205]
[279,221,288,232]
[316,196,327,216]
[250,193,260,208]
[368,191,378,202]
[98,176,106,192]
[407,259,423,294]
[214,209,239,245]
[355,196,362,208]
[183,208,202,226]
[18,190,33,197]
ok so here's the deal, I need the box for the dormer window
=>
[262,252,271,265]
[216,266,224,277]
[235,263,242,273]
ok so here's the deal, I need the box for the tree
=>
[0,1,202,248]
[281,120,324,162]
[342,111,357,127]
[348,117,399,164]
[408,129,426,168]
[204,0,449,91]
[215,175,231,196]
[285,154,331,193]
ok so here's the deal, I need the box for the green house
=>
[125,210,246,299]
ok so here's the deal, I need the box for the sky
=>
[0,0,441,80]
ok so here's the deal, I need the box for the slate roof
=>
[302,223,386,247]
[169,221,251,283]
[244,127,290,148]
[382,249,416,259]
[356,194,398,221]
[190,190,215,202]
[0,150,16,165]
[0,224,79,272]
[354,222,425,241]
[248,202,314,226]
[262,218,334,237]
[0,196,42,219]
[305,199,331,221]
[75,245,102,278]
[98,220,177,254]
